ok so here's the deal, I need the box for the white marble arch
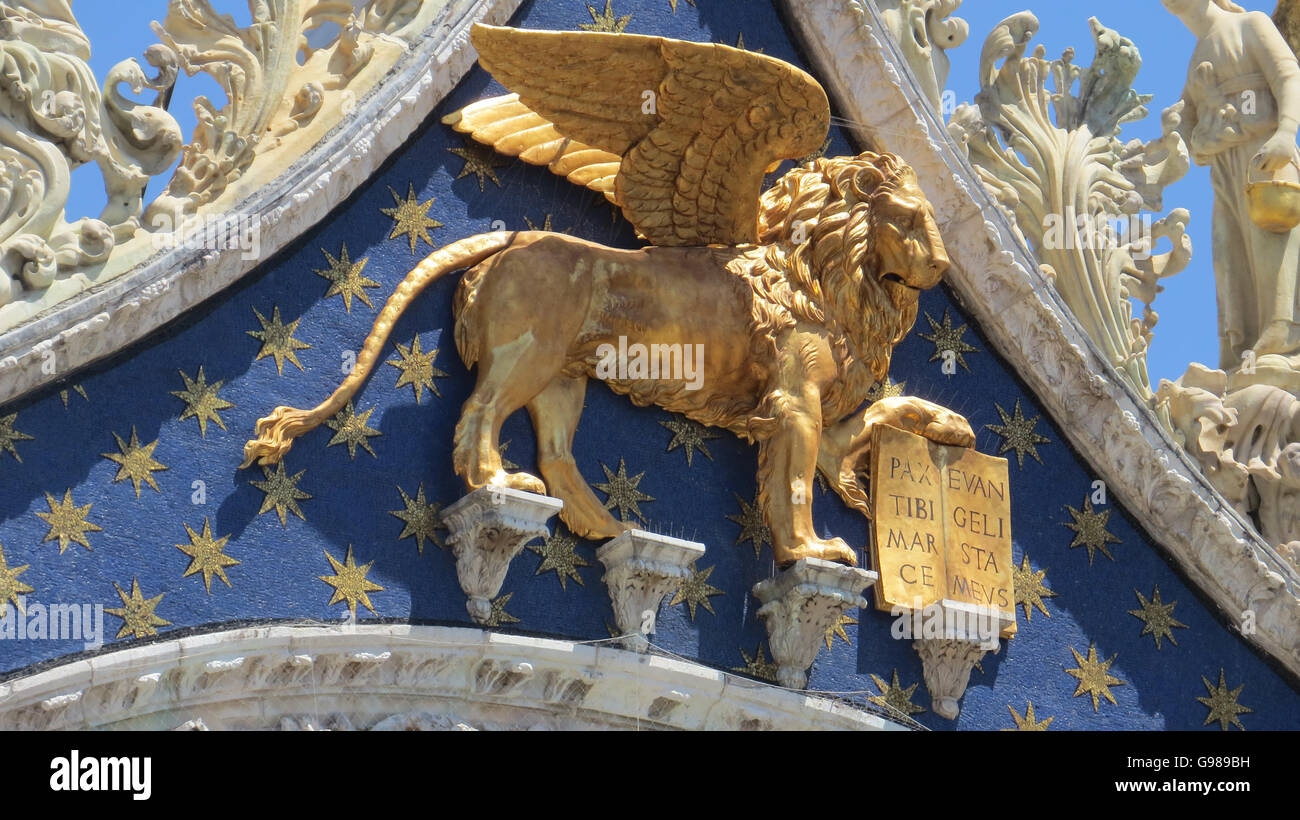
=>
[0,624,906,730]
[0,0,524,409]
[783,0,1300,678]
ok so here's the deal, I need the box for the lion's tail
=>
[240,231,517,469]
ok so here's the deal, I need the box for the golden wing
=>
[444,24,831,246]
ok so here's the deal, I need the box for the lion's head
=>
[754,152,949,381]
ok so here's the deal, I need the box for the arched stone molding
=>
[0,624,907,730]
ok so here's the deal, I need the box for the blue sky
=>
[64,0,1279,386]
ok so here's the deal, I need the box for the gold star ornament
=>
[251,462,311,526]
[671,563,723,620]
[247,306,312,375]
[593,458,654,524]
[1065,643,1126,711]
[1129,586,1188,649]
[172,367,235,437]
[529,528,590,590]
[726,491,771,559]
[102,428,168,497]
[732,644,779,682]
[176,518,240,593]
[0,542,33,614]
[36,489,103,553]
[986,399,1050,468]
[319,546,383,617]
[1012,554,1056,622]
[106,578,171,640]
[1004,701,1054,731]
[324,400,382,460]
[660,416,720,467]
[824,612,857,650]
[448,138,510,192]
[920,308,979,372]
[314,243,379,313]
[868,669,925,716]
[389,483,445,553]
[1063,498,1122,564]
[1196,669,1252,731]
[486,592,521,627]
[388,334,447,403]
[579,0,631,32]
[0,412,34,463]
[381,184,442,253]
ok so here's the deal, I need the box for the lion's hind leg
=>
[452,337,549,495]
[527,375,630,540]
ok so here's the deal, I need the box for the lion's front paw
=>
[773,537,859,568]
[922,414,975,448]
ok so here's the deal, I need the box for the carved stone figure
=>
[242,24,974,567]
[875,0,968,111]
[1165,0,1300,381]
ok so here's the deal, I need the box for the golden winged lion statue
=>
[241,24,975,567]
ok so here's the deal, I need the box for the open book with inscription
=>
[870,424,1017,639]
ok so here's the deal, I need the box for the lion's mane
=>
[733,152,921,420]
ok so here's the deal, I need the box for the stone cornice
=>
[0,0,523,409]
[0,624,906,730]
[783,0,1300,677]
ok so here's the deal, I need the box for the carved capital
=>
[914,636,990,720]
[596,530,706,652]
[442,488,562,624]
[752,558,876,689]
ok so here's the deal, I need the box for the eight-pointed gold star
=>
[0,541,33,614]
[387,334,447,404]
[824,612,857,650]
[593,458,654,524]
[671,563,723,620]
[1196,669,1252,731]
[59,384,89,408]
[389,483,445,553]
[920,308,979,372]
[732,644,779,682]
[0,412,34,463]
[726,491,771,559]
[486,592,521,627]
[102,428,168,497]
[1129,586,1188,649]
[868,669,926,716]
[660,416,720,467]
[448,138,510,192]
[319,545,383,617]
[579,0,631,32]
[324,400,382,460]
[106,578,171,639]
[36,489,103,553]
[251,462,311,526]
[529,528,590,590]
[314,243,379,313]
[1012,554,1056,622]
[171,367,235,437]
[381,184,442,253]
[1003,701,1054,731]
[1063,498,1122,564]
[247,306,312,375]
[986,399,1051,468]
[1065,643,1126,711]
[176,518,240,593]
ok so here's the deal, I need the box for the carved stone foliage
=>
[0,1,181,303]
[914,636,987,720]
[873,0,967,110]
[947,13,1192,403]
[596,530,705,652]
[752,558,875,689]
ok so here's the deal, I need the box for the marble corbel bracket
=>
[596,530,705,652]
[911,599,1012,719]
[442,487,562,624]
[753,558,876,689]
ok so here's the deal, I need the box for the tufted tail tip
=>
[239,406,313,469]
